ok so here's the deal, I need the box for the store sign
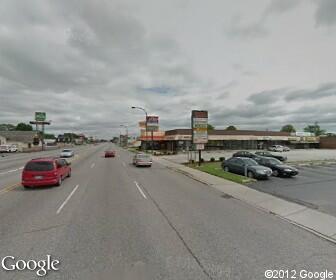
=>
[146,116,159,132]
[35,112,46,122]
[191,110,208,144]
[138,121,146,129]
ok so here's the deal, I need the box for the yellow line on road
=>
[0,182,21,196]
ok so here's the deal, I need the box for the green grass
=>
[127,147,140,153]
[189,162,255,185]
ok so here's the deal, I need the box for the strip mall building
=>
[140,129,319,152]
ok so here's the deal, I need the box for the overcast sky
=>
[0,0,335,138]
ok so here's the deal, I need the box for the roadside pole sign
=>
[191,110,208,144]
[191,110,208,166]
[146,116,159,132]
[35,112,46,122]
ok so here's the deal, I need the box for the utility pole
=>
[131,106,148,152]
[120,125,128,148]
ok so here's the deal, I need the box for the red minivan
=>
[22,157,71,188]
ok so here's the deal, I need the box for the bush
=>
[200,158,205,162]
[219,157,225,162]
[210,157,215,162]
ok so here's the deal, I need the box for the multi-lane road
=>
[0,144,336,279]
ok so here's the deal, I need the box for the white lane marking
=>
[56,185,79,214]
[91,163,95,168]
[8,169,18,172]
[0,166,27,175]
[122,162,126,167]
[134,181,147,199]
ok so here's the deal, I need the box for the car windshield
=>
[62,149,71,152]
[25,161,54,171]
[241,158,258,166]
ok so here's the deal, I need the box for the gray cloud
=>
[226,16,268,40]
[263,0,301,17]
[248,88,288,105]
[284,82,336,101]
[226,0,300,40]
[315,0,336,26]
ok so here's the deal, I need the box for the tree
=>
[225,125,237,131]
[44,133,56,139]
[0,124,16,131]
[207,124,215,131]
[281,124,296,133]
[15,123,33,131]
[304,122,326,136]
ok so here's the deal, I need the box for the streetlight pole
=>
[131,106,148,152]
[120,124,128,148]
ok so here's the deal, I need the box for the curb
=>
[154,157,336,244]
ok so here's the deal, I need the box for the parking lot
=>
[249,164,336,217]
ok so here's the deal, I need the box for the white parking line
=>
[56,185,79,214]
[91,163,95,168]
[134,181,147,199]
[122,162,126,167]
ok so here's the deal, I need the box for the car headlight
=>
[284,168,292,172]
[256,170,266,174]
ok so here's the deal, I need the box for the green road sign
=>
[35,112,46,122]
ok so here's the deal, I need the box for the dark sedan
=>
[221,157,273,179]
[255,156,298,177]
[255,151,287,162]
[232,151,260,160]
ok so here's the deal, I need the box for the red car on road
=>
[104,150,115,158]
[22,157,71,188]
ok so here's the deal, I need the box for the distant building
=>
[320,136,336,149]
[0,131,40,151]
[139,129,319,152]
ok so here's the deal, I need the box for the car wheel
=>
[224,166,229,172]
[56,177,62,187]
[67,170,71,178]
[247,171,254,178]
[273,170,279,177]
[23,185,30,189]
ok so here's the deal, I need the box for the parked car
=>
[0,144,18,153]
[268,145,290,152]
[255,151,287,162]
[133,153,152,167]
[221,157,272,179]
[255,156,298,177]
[232,151,260,160]
[60,149,74,158]
[105,150,115,158]
[22,157,71,188]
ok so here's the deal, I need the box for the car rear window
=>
[137,154,150,159]
[25,161,54,171]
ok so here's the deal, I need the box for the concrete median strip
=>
[154,157,336,243]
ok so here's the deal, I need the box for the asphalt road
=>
[0,144,336,280]
[250,164,336,217]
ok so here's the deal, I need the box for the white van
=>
[0,145,18,153]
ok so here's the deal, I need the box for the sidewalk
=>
[154,157,336,243]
